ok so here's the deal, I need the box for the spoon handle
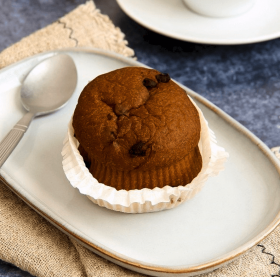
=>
[0,112,35,168]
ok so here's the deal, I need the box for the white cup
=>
[183,0,255,18]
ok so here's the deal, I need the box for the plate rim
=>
[116,0,280,45]
[0,47,280,276]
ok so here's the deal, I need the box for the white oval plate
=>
[116,0,280,45]
[0,48,280,276]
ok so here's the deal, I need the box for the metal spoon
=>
[0,54,77,167]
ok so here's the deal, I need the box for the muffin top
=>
[73,67,201,171]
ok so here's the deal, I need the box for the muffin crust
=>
[73,67,202,190]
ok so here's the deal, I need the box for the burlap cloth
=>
[0,1,280,276]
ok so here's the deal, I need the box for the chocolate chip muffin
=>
[72,67,202,190]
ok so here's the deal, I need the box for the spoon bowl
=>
[21,54,77,115]
[0,53,77,167]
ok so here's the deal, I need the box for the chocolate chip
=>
[156,73,170,83]
[107,114,112,120]
[129,141,146,157]
[143,78,157,88]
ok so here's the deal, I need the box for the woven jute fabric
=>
[0,1,279,276]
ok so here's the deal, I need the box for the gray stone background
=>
[1,0,280,276]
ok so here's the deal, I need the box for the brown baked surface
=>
[73,67,202,190]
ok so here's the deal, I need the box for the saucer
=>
[116,0,280,44]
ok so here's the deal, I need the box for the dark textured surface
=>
[0,260,32,277]
[1,0,280,276]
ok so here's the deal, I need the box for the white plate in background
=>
[116,0,280,45]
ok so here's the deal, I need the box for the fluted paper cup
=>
[62,99,228,213]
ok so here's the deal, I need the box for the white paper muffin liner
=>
[62,100,228,213]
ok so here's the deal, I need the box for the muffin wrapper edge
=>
[61,99,228,213]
